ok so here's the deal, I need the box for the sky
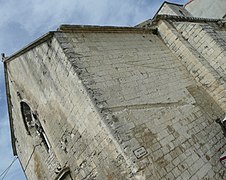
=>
[0,0,187,179]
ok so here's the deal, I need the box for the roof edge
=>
[5,25,156,63]
[4,32,55,63]
[136,14,225,29]
[153,1,184,20]
[3,62,17,155]
[58,24,154,33]
[162,1,183,7]
[154,14,224,23]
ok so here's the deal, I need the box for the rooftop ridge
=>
[4,32,55,63]
[155,14,224,23]
[58,24,153,32]
[152,1,184,20]
[162,1,183,7]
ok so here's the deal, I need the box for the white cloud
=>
[0,0,165,56]
[0,0,159,35]
[0,0,188,56]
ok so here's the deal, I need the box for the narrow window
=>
[33,113,51,151]
[20,101,51,152]
[35,122,51,152]
[20,102,33,135]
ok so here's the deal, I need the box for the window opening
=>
[20,102,33,135]
[20,101,51,152]
[35,121,51,152]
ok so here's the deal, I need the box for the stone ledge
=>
[58,24,154,33]
[4,32,55,63]
[137,14,225,29]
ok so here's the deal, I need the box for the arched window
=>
[20,101,51,152]
[20,102,33,135]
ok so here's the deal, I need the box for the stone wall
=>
[6,20,226,180]
[157,3,191,17]
[7,35,130,180]
[173,21,226,80]
[57,27,226,179]
[155,18,226,179]
[185,0,226,19]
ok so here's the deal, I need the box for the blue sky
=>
[0,0,187,179]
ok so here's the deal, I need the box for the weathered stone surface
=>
[3,3,226,180]
[185,0,226,19]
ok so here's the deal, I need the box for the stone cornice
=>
[137,14,226,29]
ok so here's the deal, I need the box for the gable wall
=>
[6,35,130,180]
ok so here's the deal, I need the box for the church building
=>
[3,0,226,179]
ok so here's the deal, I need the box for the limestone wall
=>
[58,29,226,179]
[158,3,192,17]
[185,0,226,19]
[6,21,226,180]
[173,22,226,80]
[156,18,226,179]
[7,35,130,180]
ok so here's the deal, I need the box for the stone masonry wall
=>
[158,3,191,17]
[7,35,130,180]
[217,30,226,42]
[173,21,226,81]
[185,0,226,19]
[57,29,226,179]
[6,22,226,180]
[157,19,226,111]
[155,19,226,179]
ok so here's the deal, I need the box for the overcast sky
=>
[0,0,187,179]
